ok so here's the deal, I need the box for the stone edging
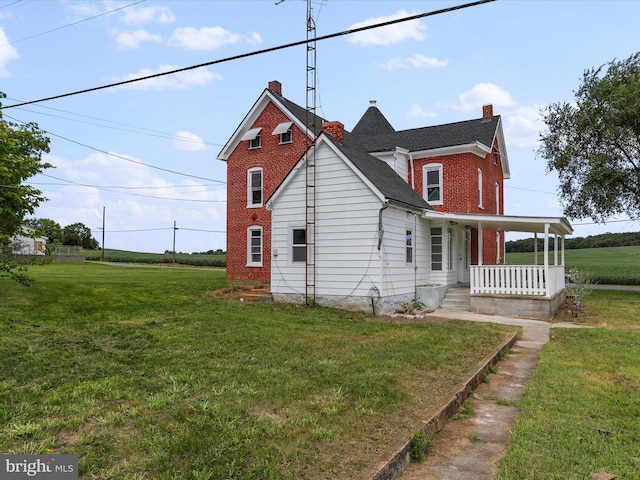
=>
[359,331,520,480]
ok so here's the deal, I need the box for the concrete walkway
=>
[397,310,551,480]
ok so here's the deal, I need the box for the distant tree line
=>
[506,231,640,253]
[26,218,99,251]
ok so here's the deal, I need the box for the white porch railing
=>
[471,265,566,298]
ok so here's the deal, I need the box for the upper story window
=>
[495,182,500,215]
[247,167,263,208]
[241,127,262,149]
[423,164,443,205]
[493,150,499,166]
[478,168,484,209]
[273,121,293,144]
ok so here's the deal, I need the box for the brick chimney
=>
[322,121,344,144]
[482,104,493,119]
[268,80,282,96]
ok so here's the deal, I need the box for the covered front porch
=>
[422,212,573,319]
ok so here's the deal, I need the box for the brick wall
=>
[225,102,309,281]
[411,141,505,264]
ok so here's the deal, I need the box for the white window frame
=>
[247,167,263,208]
[495,182,500,215]
[273,122,294,144]
[431,227,443,271]
[291,227,306,263]
[247,226,262,267]
[423,163,443,205]
[478,168,484,209]
[406,229,413,264]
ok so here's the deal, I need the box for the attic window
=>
[241,128,262,149]
[273,122,293,144]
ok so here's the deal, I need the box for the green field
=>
[83,248,226,267]
[0,263,513,479]
[506,245,640,285]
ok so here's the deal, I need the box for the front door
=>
[456,229,470,284]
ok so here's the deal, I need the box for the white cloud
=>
[173,131,208,151]
[504,105,545,148]
[168,26,262,51]
[114,29,162,49]
[347,10,425,46]
[110,64,220,90]
[409,103,437,119]
[0,28,19,77]
[121,5,175,25]
[444,83,515,112]
[377,53,447,70]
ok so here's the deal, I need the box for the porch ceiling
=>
[422,211,573,236]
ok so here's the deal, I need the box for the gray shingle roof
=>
[353,109,499,152]
[351,105,396,136]
[269,87,326,137]
[332,133,432,211]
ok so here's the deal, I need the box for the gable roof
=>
[217,86,326,161]
[268,132,431,212]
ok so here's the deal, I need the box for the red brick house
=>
[218,81,572,318]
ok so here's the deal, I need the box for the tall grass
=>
[83,248,226,267]
[0,263,513,479]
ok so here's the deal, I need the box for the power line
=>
[37,173,226,203]
[0,0,496,110]
[0,0,146,48]
[3,113,226,184]
[10,102,223,147]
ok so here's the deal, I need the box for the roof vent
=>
[369,97,377,107]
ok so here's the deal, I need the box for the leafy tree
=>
[0,93,51,284]
[26,218,63,253]
[539,52,640,222]
[63,222,99,249]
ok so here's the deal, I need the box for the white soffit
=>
[272,121,293,135]
[240,127,262,141]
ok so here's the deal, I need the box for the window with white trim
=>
[241,127,262,149]
[495,182,500,215]
[273,121,293,144]
[247,168,263,208]
[291,228,306,263]
[247,226,262,266]
[423,164,443,205]
[406,229,413,264]
[431,227,442,271]
[478,168,483,209]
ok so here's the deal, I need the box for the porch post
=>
[478,222,483,266]
[554,234,559,266]
[561,235,565,266]
[534,232,538,265]
[544,223,550,298]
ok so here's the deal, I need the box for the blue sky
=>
[2,0,639,253]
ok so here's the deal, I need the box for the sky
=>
[1,0,640,254]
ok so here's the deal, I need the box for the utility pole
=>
[173,221,177,264]
[101,206,105,261]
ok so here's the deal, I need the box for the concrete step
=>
[440,288,471,311]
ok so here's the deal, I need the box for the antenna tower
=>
[305,0,317,305]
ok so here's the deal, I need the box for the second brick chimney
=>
[482,104,493,119]
[322,121,344,144]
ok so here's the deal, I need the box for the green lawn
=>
[496,291,640,479]
[0,263,513,479]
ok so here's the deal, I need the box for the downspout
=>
[410,153,415,190]
[377,201,389,250]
